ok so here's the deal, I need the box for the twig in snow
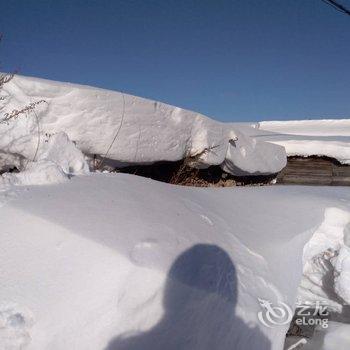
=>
[98,93,126,169]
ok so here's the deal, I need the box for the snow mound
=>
[258,120,350,164]
[298,207,350,312]
[0,109,88,184]
[1,174,349,349]
[38,132,89,175]
[0,75,286,176]
[222,129,286,176]
[1,161,68,186]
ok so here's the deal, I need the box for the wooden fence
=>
[277,156,350,186]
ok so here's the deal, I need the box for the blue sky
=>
[1,0,350,122]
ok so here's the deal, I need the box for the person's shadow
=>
[105,244,271,350]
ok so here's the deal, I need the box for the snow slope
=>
[0,75,286,176]
[258,120,350,164]
[1,173,350,350]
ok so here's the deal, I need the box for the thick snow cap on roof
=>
[0,75,286,175]
[258,119,350,164]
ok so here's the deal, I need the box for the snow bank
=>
[0,125,88,185]
[0,75,286,176]
[1,161,68,186]
[38,132,89,175]
[299,208,350,311]
[258,120,350,164]
[1,174,349,350]
[289,206,350,349]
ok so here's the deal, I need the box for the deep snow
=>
[258,120,350,164]
[0,75,286,176]
[0,174,350,350]
[1,75,350,350]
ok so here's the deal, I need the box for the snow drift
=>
[0,75,286,178]
[1,174,350,350]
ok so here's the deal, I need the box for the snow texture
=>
[1,75,350,350]
[258,120,350,164]
[298,208,350,311]
[0,302,34,350]
[297,321,350,350]
[0,174,350,350]
[1,161,68,186]
[0,75,286,176]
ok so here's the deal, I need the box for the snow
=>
[0,174,350,350]
[296,322,350,350]
[258,120,350,164]
[1,74,350,349]
[0,75,286,176]
[0,302,34,350]
[222,129,286,176]
[1,160,68,186]
[0,128,87,186]
[37,132,89,175]
[298,207,350,310]
[259,120,350,137]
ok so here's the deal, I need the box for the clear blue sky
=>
[1,0,350,122]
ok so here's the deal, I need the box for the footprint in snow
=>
[0,302,34,350]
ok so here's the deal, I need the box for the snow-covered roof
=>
[258,119,350,164]
[0,74,286,176]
